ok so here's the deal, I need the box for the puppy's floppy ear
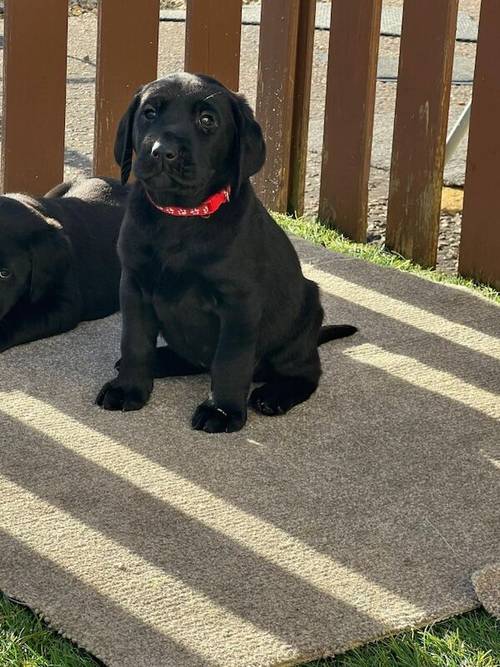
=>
[29,220,71,303]
[114,86,143,185]
[229,92,266,193]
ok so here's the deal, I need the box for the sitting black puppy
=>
[0,177,128,352]
[97,73,356,433]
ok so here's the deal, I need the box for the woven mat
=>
[0,239,499,667]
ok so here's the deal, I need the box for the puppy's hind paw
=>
[249,379,316,416]
[191,400,246,433]
[249,385,286,416]
[96,379,150,412]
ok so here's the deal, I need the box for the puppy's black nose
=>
[151,140,178,162]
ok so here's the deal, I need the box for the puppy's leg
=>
[251,282,325,416]
[115,346,206,378]
[249,349,321,416]
[97,271,158,411]
[192,299,260,433]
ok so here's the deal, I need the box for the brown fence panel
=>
[459,1,500,289]
[93,0,160,179]
[1,0,68,195]
[318,0,382,242]
[185,0,243,91]
[386,0,458,268]
[254,0,301,212]
[287,0,316,217]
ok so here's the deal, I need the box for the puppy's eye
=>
[142,105,157,120]
[198,112,217,130]
[0,268,11,280]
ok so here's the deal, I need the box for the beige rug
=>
[0,239,499,667]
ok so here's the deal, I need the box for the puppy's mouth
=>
[136,164,191,180]
[135,158,199,187]
[134,158,215,205]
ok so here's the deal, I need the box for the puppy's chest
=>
[151,262,220,365]
[135,242,216,308]
[155,266,216,308]
[132,235,191,285]
[154,224,219,271]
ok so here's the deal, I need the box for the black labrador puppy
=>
[0,177,128,352]
[97,73,356,432]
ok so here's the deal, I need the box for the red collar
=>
[145,186,231,218]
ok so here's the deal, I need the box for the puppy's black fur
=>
[0,177,128,352]
[97,74,356,432]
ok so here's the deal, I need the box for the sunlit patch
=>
[480,450,500,470]
[344,343,500,420]
[0,475,290,665]
[303,264,500,362]
[0,392,424,623]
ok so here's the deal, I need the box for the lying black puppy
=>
[97,73,356,432]
[0,177,128,352]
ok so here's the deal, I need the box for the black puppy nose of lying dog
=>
[151,140,178,162]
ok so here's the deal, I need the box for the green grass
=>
[274,214,500,304]
[1,215,498,666]
[306,610,500,667]
[0,593,98,666]
[1,592,498,667]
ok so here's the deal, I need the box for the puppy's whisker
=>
[200,91,223,103]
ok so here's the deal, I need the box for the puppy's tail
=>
[318,324,357,346]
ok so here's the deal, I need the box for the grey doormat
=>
[0,239,499,667]
[160,3,479,43]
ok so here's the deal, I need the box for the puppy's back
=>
[40,178,129,320]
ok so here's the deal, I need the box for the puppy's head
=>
[114,73,266,206]
[0,196,69,321]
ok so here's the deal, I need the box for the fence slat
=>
[287,0,316,217]
[1,0,68,195]
[254,0,301,212]
[93,0,160,179]
[459,1,500,289]
[318,0,382,242]
[386,0,458,268]
[185,0,242,91]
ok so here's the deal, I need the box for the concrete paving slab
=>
[160,4,479,43]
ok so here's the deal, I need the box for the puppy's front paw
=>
[191,400,246,433]
[96,379,151,412]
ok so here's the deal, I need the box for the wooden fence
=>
[1,0,499,289]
